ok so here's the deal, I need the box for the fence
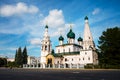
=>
[23,63,84,69]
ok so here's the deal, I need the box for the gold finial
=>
[70,23,72,29]
[46,20,48,25]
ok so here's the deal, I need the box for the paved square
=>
[0,68,120,80]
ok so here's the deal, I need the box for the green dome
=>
[59,35,64,41]
[78,37,83,41]
[84,16,88,20]
[67,29,75,39]
[45,25,48,28]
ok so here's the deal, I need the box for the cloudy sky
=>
[0,0,120,58]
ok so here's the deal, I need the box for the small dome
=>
[67,29,75,39]
[59,35,64,41]
[45,25,48,28]
[84,16,88,20]
[78,37,83,41]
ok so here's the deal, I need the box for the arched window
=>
[72,58,73,61]
[45,45,47,50]
[65,58,67,61]
[83,58,84,60]
[88,57,90,60]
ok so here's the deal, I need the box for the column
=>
[58,64,60,68]
[70,63,72,69]
[42,63,46,68]
[77,63,79,69]
[64,64,66,69]
[53,64,55,69]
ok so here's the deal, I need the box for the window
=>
[88,57,90,60]
[69,48,70,52]
[45,45,47,50]
[83,58,84,60]
[79,58,81,61]
[72,58,73,61]
[85,52,87,55]
[65,58,67,61]
[89,37,90,39]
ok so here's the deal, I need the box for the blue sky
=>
[0,0,120,58]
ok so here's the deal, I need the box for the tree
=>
[16,47,23,66]
[15,49,17,63]
[98,27,120,68]
[51,49,55,55]
[22,46,28,64]
[0,57,7,67]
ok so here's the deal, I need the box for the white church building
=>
[25,16,98,68]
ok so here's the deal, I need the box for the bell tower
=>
[83,16,95,50]
[41,25,52,64]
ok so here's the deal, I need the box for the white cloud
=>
[42,9,71,37]
[0,2,39,17]
[29,38,41,45]
[43,9,65,28]
[92,8,100,15]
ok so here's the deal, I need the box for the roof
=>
[59,35,64,41]
[56,43,81,47]
[78,37,83,41]
[84,16,88,20]
[45,25,48,28]
[47,51,80,58]
[67,29,75,39]
[55,51,80,56]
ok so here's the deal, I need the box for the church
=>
[40,16,98,68]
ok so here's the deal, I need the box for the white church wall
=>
[63,55,80,64]
[54,58,61,64]
[80,50,93,65]
[55,45,80,53]
[27,56,36,65]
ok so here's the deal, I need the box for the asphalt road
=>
[0,68,120,80]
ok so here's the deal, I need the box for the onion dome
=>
[59,35,64,41]
[78,37,83,41]
[84,16,88,20]
[67,29,75,39]
[45,25,48,28]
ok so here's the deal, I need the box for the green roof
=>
[84,16,88,20]
[67,29,75,39]
[55,51,80,56]
[52,54,63,57]
[45,25,48,28]
[78,37,83,41]
[56,43,80,47]
[51,51,80,57]
[59,35,64,41]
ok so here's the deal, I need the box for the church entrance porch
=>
[47,58,53,67]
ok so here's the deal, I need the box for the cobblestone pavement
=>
[0,68,120,80]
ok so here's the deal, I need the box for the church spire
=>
[83,16,93,41]
[44,25,49,38]
[83,16,94,49]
